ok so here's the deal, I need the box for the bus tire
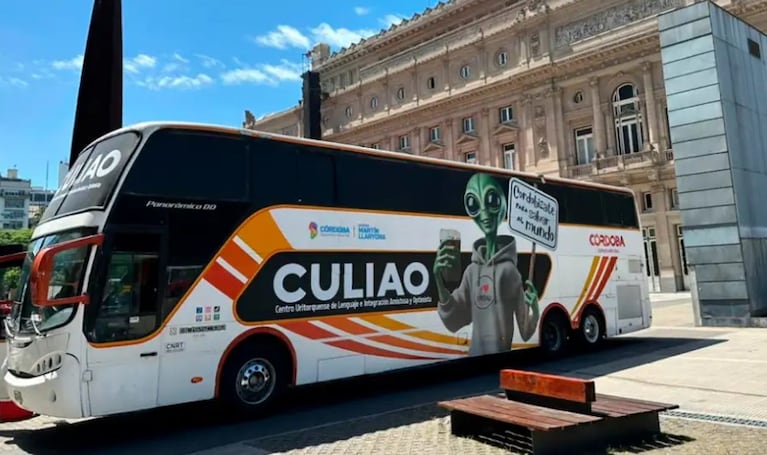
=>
[219,339,290,418]
[540,311,570,356]
[579,306,605,349]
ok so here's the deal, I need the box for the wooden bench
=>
[438,369,678,455]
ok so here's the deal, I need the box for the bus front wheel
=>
[220,340,290,417]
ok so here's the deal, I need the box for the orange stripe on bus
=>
[322,318,377,335]
[219,241,260,278]
[571,256,601,317]
[591,256,618,300]
[236,211,292,259]
[204,262,243,300]
[405,329,468,346]
[324,339,437,360]
[279,321,338,340]
[368,334,466,356]
[587,257,611,302]
[360,314,412,331]
[359,315,469,347]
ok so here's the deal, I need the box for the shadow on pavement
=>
[0,333,722,455]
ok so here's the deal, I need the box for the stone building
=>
[244,0,767,293]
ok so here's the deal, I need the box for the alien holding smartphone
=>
[433,172,540,356]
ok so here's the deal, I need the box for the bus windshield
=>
[9,228,94,336]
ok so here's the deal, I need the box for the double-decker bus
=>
[0,122,649,419]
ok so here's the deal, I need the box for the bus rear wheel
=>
[220,340,290,417]
[579,307,605,349]
[540,311,570,356]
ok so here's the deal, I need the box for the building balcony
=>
[568,147,675,180]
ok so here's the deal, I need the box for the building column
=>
[444,118,456,161]
[604,106,616,155]
[389,135,398,152]
[442,53,451,95]
[521,95,533,171]
[382,78,390,113]
[480,108,492,166]
[590,78,607,157]
[642,61,659,150]
[651,184,677,292]
[411,127,422,155]
[544,89,559,163]
[552,87,567,173]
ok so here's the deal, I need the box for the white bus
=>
[0,122,650,419]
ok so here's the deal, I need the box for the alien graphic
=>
[433,173,540,356]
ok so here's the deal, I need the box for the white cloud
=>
[196,54,225,69]
[221,68,272,85]
[380,14,406,28]
[253,25,311,50]
[51,55,84,70]
[138,73,213,90]
[124,54,157,74]
[221,60,303,86]
[310,23,376,49]
[162,53,191,73]
[254,12,405,52]
[172,53,189,63]
[0,76,28,87]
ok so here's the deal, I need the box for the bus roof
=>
[88,120,635,196]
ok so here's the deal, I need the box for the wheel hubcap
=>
[583,315,600,343]
[235,358,276,405]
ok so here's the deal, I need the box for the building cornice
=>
[318,0,483,72]
[326,32,659,142]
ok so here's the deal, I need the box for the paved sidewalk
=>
[190,292,767,454]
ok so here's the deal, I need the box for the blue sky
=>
[0,0,428,189]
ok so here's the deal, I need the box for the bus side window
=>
[90,232,162,343]
[603,192,639,228]
[297,149,336,206]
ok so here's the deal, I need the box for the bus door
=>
[85,228,166,416]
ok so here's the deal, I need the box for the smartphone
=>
[439,228,462,285]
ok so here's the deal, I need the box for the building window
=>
[502,144,516,170]
[613,83,643,155]
[642,192,653,212]
[370,96,379,110]
[371,143,381,150]
[345,106,353,119]
[574,127,595,165]
[396,87,406,100]
[399,135,409,150]
[496,50,508,67]
[459,65,471,80]
[426,76,436,90]
[465,151,477,164]
[462,117,475,133]
[429,126,441,142]
[669,188,679,209]
[499,106,514,124]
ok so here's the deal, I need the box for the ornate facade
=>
[244,0,767,293]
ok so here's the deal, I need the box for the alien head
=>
[464,173,507,237]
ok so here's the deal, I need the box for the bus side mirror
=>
[30,234,104,307]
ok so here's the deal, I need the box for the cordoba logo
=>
[309,222,318,239]
[589,233,626,248]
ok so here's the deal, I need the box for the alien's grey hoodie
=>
[437,235,538,356]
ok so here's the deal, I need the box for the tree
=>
[0,229,31,299]
[0,229,32,246]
